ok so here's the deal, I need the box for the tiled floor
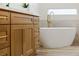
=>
[37,46,79,56]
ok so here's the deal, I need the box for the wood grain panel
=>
[33,16,40,49]
[0,47,10,56]
[22,24,35,55]
[11,25,23,56]
[0,9,39,56]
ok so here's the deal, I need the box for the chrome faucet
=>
[49,11,54,16]
[47,11,54,27]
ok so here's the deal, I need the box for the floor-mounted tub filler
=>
[40,27,77,48]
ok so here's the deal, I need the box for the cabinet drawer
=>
[0,10,10,24]
[0,47,10,56]
[0,32,8,43]
[0,25,10,48]
[11,13,33,24]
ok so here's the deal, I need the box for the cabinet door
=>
[23,24,35,56]
[11,25,23,56]
[11,24,35,56]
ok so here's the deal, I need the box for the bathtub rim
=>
[40,27,77,29]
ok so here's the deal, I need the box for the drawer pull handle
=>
[0,35,7,39]
[0,16,7,19]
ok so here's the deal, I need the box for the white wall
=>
[38,3,79,27]
[29,3,39,15]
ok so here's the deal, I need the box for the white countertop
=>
[0,6,39,16]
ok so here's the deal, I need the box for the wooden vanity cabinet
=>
[11,13,36,56]
[0,9,39,56]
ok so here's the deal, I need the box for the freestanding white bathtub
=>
[40,27,76,48]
